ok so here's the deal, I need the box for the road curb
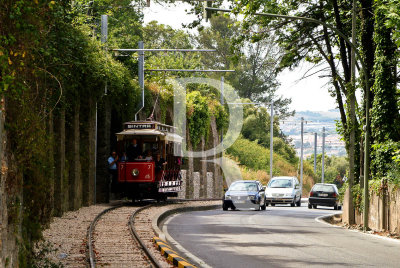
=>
[315,213,343,228]
[151,203,220,267]
[152,204,221,240]
[153,237,197,268]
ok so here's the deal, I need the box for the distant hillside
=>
[281,109,340,135]
[226,136,315,194]
[294,109,340,123]
[281,110,347,157]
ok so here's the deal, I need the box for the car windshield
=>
[268,179,292,188]
[312,185,335,192]
[229,182,258,192]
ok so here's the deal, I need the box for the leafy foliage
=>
[226,136,315,193]
[370,1,400,180]
[228,0,366,184]
[306,154,348,187]
[197,15,294,118]
[186,91,210,147]
[1,0,141,265]
[371,140,400,184]
[144,21,202,79]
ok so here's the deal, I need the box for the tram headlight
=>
[131,168,139,176]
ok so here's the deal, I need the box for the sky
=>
[142,2,338,112]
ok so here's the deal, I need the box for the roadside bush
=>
[226,136,314,194]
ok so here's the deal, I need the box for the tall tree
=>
[197,15,294,118]
[229,0,362,177]
[370,0,400,178]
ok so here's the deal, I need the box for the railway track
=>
[86,199,221,267]
[87,201,165,268]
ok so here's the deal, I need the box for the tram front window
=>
[141,142,159,160]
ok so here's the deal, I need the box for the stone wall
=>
[343,184,400,233]
[179,170,221,199]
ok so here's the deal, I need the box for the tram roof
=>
[116,121,183,142]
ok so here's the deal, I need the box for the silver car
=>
[223,180,266,211]
[265,176,302,207]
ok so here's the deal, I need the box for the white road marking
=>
[315,213,400,244]
[163,214,213,268]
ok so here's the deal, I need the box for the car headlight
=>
[285,192,294,197]
[131,168,139,176]
[265,192,272,197]
[248,195,256,200]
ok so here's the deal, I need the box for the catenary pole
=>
[96,14,108,204]
[135,41,145,121]
[314,132,317,174]
[220,76,224,143]
[322,127,325,183]
[270,100,273,180]
[300,117,304,192]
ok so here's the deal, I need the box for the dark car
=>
[223,180,266,211]
[308,183,341,210]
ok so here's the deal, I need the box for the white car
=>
[265,176,302,207]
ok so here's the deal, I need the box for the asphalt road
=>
[163,205,400,268]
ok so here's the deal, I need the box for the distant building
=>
[280,110,346,157]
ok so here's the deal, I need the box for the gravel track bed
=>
[42,204,112,267]
[133,200,220,268]
[93,205,152,267]
[42,200,220,267]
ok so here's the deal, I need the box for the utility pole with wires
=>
[300,117,304,192]
[220,76,224,143]
[314,132,317,174]
[270,100,274,180]
[113,48,233,104]
[281,118,307,191]
[322,127,325,183]
[112,46,234,122]
[94,14,109,204]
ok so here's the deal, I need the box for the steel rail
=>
[129,204,163,268]
[87,198,220,267]
[87,203,126,268]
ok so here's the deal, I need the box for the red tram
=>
[115,121,183,200]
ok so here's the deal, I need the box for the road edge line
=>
[152,204,220,268]
[315,213,400,244]
[163,215,213,268]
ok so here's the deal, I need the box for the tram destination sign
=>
[125,123,155,130]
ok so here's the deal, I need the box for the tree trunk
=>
[0,101,21,267]
[72,102,82,210]
[347,0,357,225]
[87,97,96,205]
[200,136,207,198]
[347,91,356,224]
[54,107,66,216]
[187,128,194,199]
[48,110,55,216]
[96,97,111,203]
[210,116,221,198]
[360,0,375,116]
